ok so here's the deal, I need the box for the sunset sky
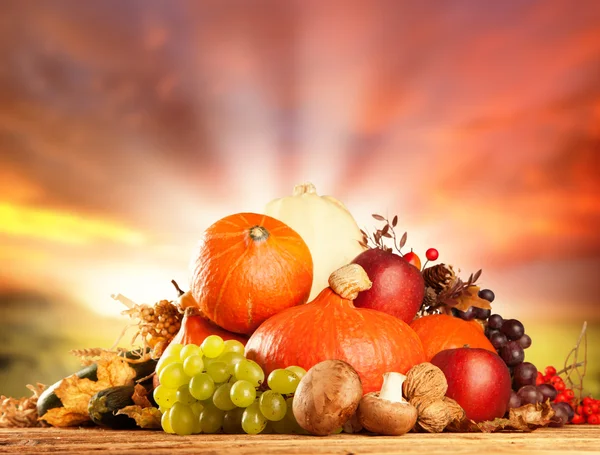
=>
[0,1,599,394]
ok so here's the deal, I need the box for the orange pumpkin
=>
[190,212,313,335]
[245,264,426,394]
[410,314,495,361]
[171,308,248,346]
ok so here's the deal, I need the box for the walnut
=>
[416,400,450,433]
[403,362,447,405]
[402,362,466,433]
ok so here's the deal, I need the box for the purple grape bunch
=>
[455,288,570,422]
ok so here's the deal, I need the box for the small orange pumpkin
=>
[410,314,495,361]
[190,212,313,335]
[245,264,426,394]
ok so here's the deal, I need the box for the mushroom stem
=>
[379,372,408,403]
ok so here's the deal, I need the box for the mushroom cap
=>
[293,360,363,436]
[357,392,418,436]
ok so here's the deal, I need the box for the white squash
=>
[265,182,366,301]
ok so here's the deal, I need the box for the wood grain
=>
[0,426,598,455]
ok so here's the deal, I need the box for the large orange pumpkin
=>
[410,314,495,361]
[245,264,426,394]
[190,212,313,335]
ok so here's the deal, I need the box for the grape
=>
[500,341,525,366]
[201,335,225,358]
[191,401,204,417]
[241,401,267,434]
[553,402,574,423]
[156,354,181,376]
[230,380,257,408]
[189,373,215,401]
[518,334,532,349]
[154,385,178,409]
[213,383,237,411]
[537,384,557,402]
[159,363,190,389]
[176,384,197,405]
[488,314,503,330]
[223,339,245,354]
[161,408,175,433]
[501,319,525,341]
[271,416,295,434]
[550,402,569,426]
[183,355,205,377]
[259,390,287,421]
[199,402,224,434]
[513,362,538,388]
[489,331,508,350]
[485,327,499,339]
[285,366,307,380]
[478,289,495,302]
[267,369,300,395]
[169,402,196,435]
[207,361,232,384]
[517,385,543,405]
[180,344,201,361]
[203,356,219,371]
[223,407,244,434]
[474,307,492,320]
[508,391,521,409]
[219,352,245,373]
[452,307,476,321]
[234,359,265,387]
[166,343,184,358]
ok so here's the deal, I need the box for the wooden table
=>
[0,426,598,455]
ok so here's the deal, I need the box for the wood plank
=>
[0,426,598,455]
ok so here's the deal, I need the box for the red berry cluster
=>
[537,365,599,425]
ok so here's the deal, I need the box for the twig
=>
[561,321,587,403]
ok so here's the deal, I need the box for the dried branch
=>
[362,214,408,255]
[561,321,587,403]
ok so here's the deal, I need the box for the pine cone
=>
[415,287,444,319]
[422,264,456,293]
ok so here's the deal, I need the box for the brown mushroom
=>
[293,359,363,436]
[357,372,418,436]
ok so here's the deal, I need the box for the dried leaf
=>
[132,384,153,408]
[54,376,104,415]
[360,229,368,237]
[117,406,162,429]
[381,224,389,235]
[358,241,368,249]
[399,232,408,248]
[40,407,91,428]
[372,214,386,221]
[381,232,392,238]
[454,286,492,312]
[96,353,138,386]
[448,402,555,433]
[41,352,137,427]
[392,215,398,227]
[472,269,482,283]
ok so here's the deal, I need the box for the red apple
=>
[351,248,425,323]
[430,347,512,422]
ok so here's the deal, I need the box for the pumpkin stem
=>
[249,225,270,242]
[171,279,185,297]
[293,182,317,196]
[328,264,372,300]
